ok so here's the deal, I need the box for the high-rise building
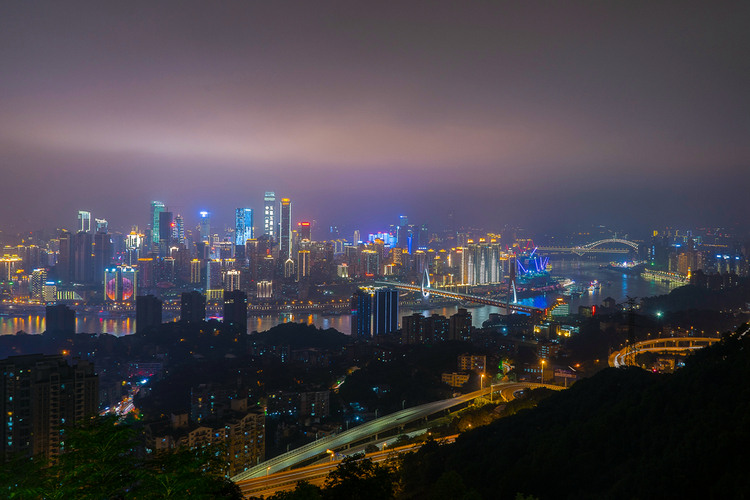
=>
[199,211,211,242]
[104,266,138,302]
[151,201,165,245]
[158,211,173,257]
[279,198,292,260]
[136,294,162,332]
[181,291,206,323]
[0,354,98,461]
[298,222,311,241]
[225,269,241,291]
[78,210,91,233]
[174,214,185,244]
[93,232,113,285]
[95,218,108,234]
[297,250,310,282]
[397,215,408,248]
[223,290,247,332]
[74,231,94,283]
[449,308,472,340]
[190,259,202,284]
[57,230,74,283]
[235,208,254,246]
[263,192,276,239]
[351,287,399,339]
[31,268,47,301]
[43,282,56,302]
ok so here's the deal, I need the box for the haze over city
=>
[2,1,749,235]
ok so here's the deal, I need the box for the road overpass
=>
[373,282,545,315]
[232,382,561,482]
[609,337,719,367]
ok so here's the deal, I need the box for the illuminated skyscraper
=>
[279,198,292,260]
[235,208,254,246]
[104,266,138,302]
[298,222,311,241]
[31,269,47,301]
[263,192,276,239]
[199,211,211,242]
[150,201,165,245]
[95,218,108,234]
[174,214,185,244]
[158,211,173,258]
[78,211,91,233]
[351,287,399,339]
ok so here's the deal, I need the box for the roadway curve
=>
[232,382,561,482]
[609,337,719,367]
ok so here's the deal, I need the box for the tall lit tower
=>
[235,208,254,245]
[263,192,276,240]
[78,211,91,233]
[150,201,165,245]
[199,211,211,242]
[279,198,292,260]
[174,214,185,244]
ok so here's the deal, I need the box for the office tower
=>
[43,282,56,303]
[180,291,206,323]
[353,230,361,244]
[74,231,93,283]
[137,258,155,288]
[263,192,276,239]
[279,198,292,260]
[257,280,273,299]
[397,215,408,248]
[199,211,211,242]
[235,208,254,246]
[150,201,165,245]
[78,210,91,233]
[136,294,162,332]
[94,218,108,234]
[45,304,76,333]
[351,287,399,339]
[297,250,310,281]
[31,268,47,301]
[190,259,201,283]
[298,222,311,241]
[174,214,185,244]
[0,354,98,461]
[104,266,138,302]
[206,260,222,289]
[93,232,113,285]
[259,255,275,281]
[225,269,241,291]
[158,211,173,257]
[419,223,429,249]
[223,290,247,332]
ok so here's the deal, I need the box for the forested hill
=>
[401,326,750,500]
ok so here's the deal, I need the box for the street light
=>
[326,449,334,462]
[540,359,546,384]
[402,399,406,410]
[266,466,271,478]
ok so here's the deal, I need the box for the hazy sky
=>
[1,1,748,236]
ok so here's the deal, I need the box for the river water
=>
[0,261,678,337]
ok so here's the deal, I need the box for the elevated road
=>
[609,337,719,367]
[232,382,561,482]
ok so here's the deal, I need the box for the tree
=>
[268,481,323,500]
[322,454,397,500]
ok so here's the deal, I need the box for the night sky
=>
[1,1,748,236]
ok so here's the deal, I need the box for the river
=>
[0,261,679,337]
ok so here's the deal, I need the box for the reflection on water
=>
[1,261,679,336]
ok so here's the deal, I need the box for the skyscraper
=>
[31,268,47,301]
[351,287,399,339]
[174,214,185,244]
[95,218,108,233]
[280,198,292,260]
[78,210,91,233]
[151,201,165,245]
[158,211,173,257]
[181,291,206,323]
[235,208,254,246]
[263,192,276,239]
[199,211,211,242]
[298,222,311,241]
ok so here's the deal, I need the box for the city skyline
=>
[1,1,749,235]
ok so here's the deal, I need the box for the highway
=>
[237,444,422,498]
[609,337,719,367]
[232,382,561,482]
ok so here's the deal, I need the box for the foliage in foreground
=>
[0,416,242,500]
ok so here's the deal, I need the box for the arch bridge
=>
[538,238,639,256]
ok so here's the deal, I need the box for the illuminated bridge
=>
[609,336,720,368]
[538,238,639,256]
[373,281,546,315]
